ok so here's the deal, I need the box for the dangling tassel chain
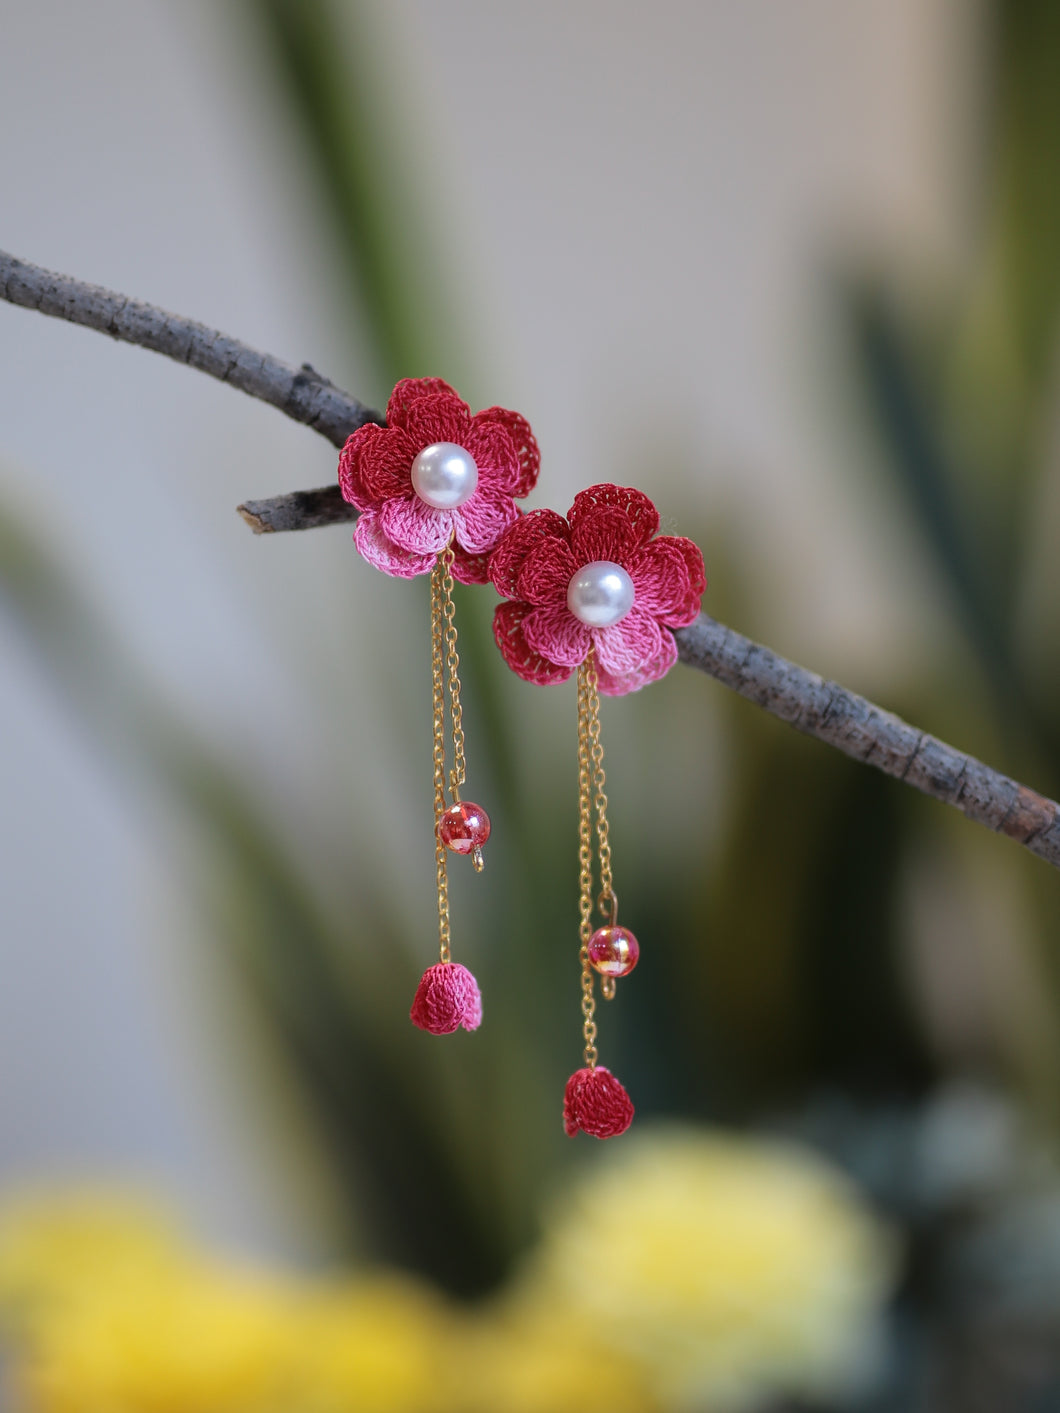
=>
[431,543,485,963]
[564,649,636,1137]
[410,543,487,1036]
[577,649,618,1069]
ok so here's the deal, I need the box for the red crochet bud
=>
[410,962,482,1035]
[563,1065,634,1139]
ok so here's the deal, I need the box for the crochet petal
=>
[570,505,640,567]
[515,535,577,606]
[410,962,482,1035]
[337,426,376,511]
[400,393,474,449]
[452,484,519,555]
[489,509,572,599]
[596,629,678,696]
[353,509,436,578]
[386,378,468,429]
[472,407,540,496]
[492,601,575,686]
[524,601,592,668]
[381,495,453,554]
[593,606,665,676]
[563,1065,634,1139]
[629,534,705,626]
[569,484,659,552]
[463,420,521,494]
[351,424,417,503]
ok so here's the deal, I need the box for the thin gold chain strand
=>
[439,543,467,801]
[583,651,615,920]
[430,556,452,964]
[438,541,484,872]
[577,657,598,1068]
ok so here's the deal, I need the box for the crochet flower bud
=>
[563,1065,634,1139]
[410,962,483,1035]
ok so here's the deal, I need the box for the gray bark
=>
[0,250,381,447]
[674,616,1060,868]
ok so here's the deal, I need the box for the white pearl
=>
[566,560,635,628]
[410,442,478,510]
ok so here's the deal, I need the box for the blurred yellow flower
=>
[465,1306,659,1413]
[0,1199,462,1413]
[0,1136,894,1413]
[289,1277,461,1413]
[0,1191,185,1319]
[521,1126,897,1412]
[19,1263,299,1413]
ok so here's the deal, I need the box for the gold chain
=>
[577,656,598,1067]
[430,553,451,964]
[584,651,615,921]
[577,648,620,1059]
[439,544,467,801]
[430,541,482,964]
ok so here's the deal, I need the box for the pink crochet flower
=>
[563,1066,634,1139]
[489,484,705,695]
[410,962,483,1035]
[338,378,539,584]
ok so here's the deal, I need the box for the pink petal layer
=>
[596,629,678,696]
[381,495,453,554]
[524,601,592,668]
[353,509,437,578]
[452,484,519,554]
[593,607,665,676]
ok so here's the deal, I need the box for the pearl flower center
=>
[566,560,635,628]
[410,442,478,510]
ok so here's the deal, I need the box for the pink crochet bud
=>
[410,962,483,1035]
[563,1065,634,1139]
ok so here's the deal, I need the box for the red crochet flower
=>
[489,484,705,695]
[338,378,539,583]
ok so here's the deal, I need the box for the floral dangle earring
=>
[337,377,539,1035]
[488,484,705,1135]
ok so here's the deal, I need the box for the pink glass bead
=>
[437,801,491,855]
[588,924,639,978]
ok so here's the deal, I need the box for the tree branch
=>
[674,617,1060,868]
[3,250,1058,869]
[0,250,381,448]
[237,484,351,533]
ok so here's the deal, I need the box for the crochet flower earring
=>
[489,484,705,1136]
[339,378,539,1035]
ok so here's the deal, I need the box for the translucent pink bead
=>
[437,801,491,855]
[588,924,639,978]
